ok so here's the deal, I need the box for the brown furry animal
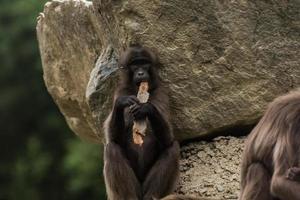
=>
[103,45,179,200]
[239,89,300,200]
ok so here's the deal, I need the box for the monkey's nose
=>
[138,71,144,76]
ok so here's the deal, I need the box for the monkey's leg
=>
[239,163,273,200]
[142,141,180,200]
[104,142,141,200]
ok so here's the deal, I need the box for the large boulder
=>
[37,0,109,143]
[37,0,300,143]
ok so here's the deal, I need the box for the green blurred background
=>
[0,0,106,199]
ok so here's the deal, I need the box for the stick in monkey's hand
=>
[132,82,149,146]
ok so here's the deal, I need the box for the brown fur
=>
[103,45,179,200]
[239,89,300,200]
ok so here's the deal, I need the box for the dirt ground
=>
[176,136,245,199]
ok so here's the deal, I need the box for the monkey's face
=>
[119,45,158,88]
[129,60,151,85]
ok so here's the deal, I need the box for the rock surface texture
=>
[37,0,300,142]
[177,137,244,199]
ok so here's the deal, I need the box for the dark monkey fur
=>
[103,45,180,200]
[239,89,300,200]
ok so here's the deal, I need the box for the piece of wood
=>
[133,82,149,146]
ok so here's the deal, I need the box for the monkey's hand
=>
[115,96,139,109]
[286,167,300,182]
[129,103,152,120]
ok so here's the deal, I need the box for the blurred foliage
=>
[0,0,106,199]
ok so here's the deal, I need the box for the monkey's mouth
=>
[135,78,149,86]
[129,57,151,65]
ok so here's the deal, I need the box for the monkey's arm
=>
[271,152,300,199]
[286,167,300,182]
[271,174,300,200]
[148,87,174,146]
[106,95,138,141]
[147,102,173,146]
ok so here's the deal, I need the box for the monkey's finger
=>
[287,172,293,178]
[129,103,139,112]
[128,99,138,106]
[129,95,140,103]
[129,104,135,110]
[287,168,294,173]
[290,168,300,174]
[287,170,296,179]
[131,105,141,113]
[292,167,300,173]
[287,174,295,180]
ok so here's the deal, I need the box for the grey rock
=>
[37,0,300,142]
[86,46,119,142]
[37,0,103,143]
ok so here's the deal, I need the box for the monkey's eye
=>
[130,65,138,72]
[130,59,151,66]
[142,64,150,71]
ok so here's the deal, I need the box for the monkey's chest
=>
[124,121,160,182]
[128,129,158,158]
[128,135,159,182]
